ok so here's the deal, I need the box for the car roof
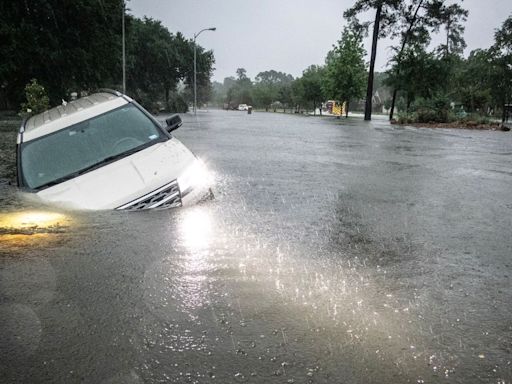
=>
[21,92,129,143]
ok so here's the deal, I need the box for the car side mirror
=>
[164,114,182,132]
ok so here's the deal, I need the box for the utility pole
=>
[193,27,216,115]
[122,0,126,94]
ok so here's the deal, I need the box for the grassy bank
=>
[0,115,21,183]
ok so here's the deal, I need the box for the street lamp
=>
[194,27,216,115]
[122,0,126,94]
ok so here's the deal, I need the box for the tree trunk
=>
[164,86,169,110]
[389,89,398,120]
[365,3,382,121]
[345,100,349,118]
[446,17,451,57]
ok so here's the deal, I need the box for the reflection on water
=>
[0,210,73,251]
[0,210,71,233]
[179,207,213,252]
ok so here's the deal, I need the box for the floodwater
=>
[1,110,511,383]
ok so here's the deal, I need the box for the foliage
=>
[253,70,294,110]
[295,65,325,114]
[20,79,50,117]
[344,0,403,38]
[411,94,452,123]
[126,17,214,111]
[323,27,367,115]
[252,82,275,111]
[385,46,449,109]
[167,92,189,113]
[214,69,296,110]
[344,0,403,119]
[489,15,512,121]
[427,1,468,56]
[395,111,416,124]
[226,68,254,107]
[451,49,493,113]
[0,2,215,112]
[384,0,469,120]
[1,0,124,106]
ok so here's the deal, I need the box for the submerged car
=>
[16,90,212,211]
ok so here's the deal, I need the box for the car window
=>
[20,104,166,189]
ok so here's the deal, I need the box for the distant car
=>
[238,104,249,111]
[16,90,213,210]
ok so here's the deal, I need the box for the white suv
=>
[16,90,212,210]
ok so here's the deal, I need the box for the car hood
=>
[33,138,196,210]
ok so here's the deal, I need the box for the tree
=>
[252,82,275,111]
[489,15,512,122]
[452,49,492,113]
[386,0,468,120]
[344,0,402,120]
[385,46,449,111]
[0,0,124,106]
[0,1,215,112]
[226,69,253,107]
[298,65,325,115]
[387,0,431,120]
[291,78,306,112]
[252,70,294,110]
[323,27,367,117]
[236,68,248,80]
[428,1,468,57]
[126,19,214,111]
[20,79,50,116]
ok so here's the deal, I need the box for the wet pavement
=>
[1,110,511,383]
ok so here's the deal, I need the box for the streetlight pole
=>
[193,27,216,115]
[122,0,126,94]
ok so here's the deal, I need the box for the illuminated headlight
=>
[177,159,212,196]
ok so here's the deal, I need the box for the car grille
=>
[116,180,182,211]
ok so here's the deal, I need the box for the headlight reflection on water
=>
[0,211,68,231]
[179,208,213,252]
[0,210,71,248]
[167,207,215,316]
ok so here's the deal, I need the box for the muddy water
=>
[1,111,511,383]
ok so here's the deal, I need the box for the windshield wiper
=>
[34,152,135,190]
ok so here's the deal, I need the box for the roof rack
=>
[97,88,123,97]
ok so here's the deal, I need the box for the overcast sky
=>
[128,0,512,83]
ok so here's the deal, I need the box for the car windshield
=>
[20,104,166,189]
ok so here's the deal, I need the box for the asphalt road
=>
[1,110,511,383]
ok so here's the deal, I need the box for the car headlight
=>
[177,159,212,195]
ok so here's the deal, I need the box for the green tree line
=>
[0,0,215,112]
[213,1,511,124]
[211,25,368,116]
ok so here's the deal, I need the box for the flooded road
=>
[1,110,511,383]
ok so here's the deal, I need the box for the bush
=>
[19,79,50,117]
[396,112,416,124]
[459,113,491,125]
[167,93,188,113]
[412,94,451,123]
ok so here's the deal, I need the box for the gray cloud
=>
[128,0,512,81]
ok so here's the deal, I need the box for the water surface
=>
[1,111,511,383]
